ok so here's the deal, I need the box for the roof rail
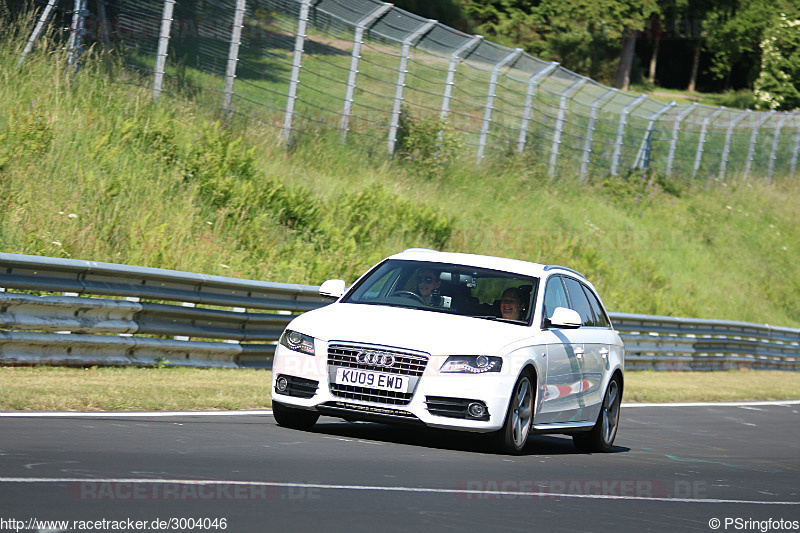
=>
[543,264,586,279]
[401,248,439,253]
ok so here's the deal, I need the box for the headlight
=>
[279,329,315,356]
[440,355,502,373]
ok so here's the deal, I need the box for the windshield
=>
[343,260,538,324]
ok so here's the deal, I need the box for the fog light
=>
[467,402,486,418]
[275,376,289,393]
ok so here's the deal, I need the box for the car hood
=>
[286,302,533,356]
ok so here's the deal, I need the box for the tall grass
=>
[1,18,798,328]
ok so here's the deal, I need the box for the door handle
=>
[574,347,584,358]
[599,348,609,358]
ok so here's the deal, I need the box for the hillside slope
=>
[1,29,798,328]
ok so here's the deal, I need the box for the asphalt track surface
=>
[1,402,799,533]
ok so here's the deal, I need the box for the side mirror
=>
[547,307,582,329]
[319,279,346,300]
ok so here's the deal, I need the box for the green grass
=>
[623,370,800,403]
[0,367,797,411]
[0,367,272,411]
[633,84,761,110]
[1,17,799,331]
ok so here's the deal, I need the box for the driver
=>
[416,269,441,305]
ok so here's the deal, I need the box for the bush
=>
[396,111,462,179]
[754,13,800,110]
[710,90,759,110]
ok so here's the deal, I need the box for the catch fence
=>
[18,0,800,179]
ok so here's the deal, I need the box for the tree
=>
[615,30,638,90]
[652,0,732,92]
[460,0,658,86]
[392,0,466,28]
[754,12,800,109]
[703,0,776,90]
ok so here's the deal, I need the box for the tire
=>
[573,375,622,453]
[494,371,535,454]
[272,401,320,430]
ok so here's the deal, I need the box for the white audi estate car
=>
[271,249,624,454]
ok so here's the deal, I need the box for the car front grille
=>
[327,343,428,376]
[327,343,429,405]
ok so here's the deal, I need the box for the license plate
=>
[335,368,409,393]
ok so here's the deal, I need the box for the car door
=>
[578,282,617,421]
[561,276,618,423]
[537,275,584,424]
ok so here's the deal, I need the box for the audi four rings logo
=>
[355,351,396,368]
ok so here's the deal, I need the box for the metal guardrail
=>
[613,313,800,371]
[0,253,327,368]
[1,253,798,370]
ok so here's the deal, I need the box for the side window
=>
[353,265,403,301]
[563,277,594,327]
[362,269,396,299]
[542,276,569,323]
[582,284,610,328]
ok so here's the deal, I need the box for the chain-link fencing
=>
[19,0,800,180]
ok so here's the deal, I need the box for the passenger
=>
[500,287,523,321]
[416,269,441,305]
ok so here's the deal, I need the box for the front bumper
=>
[271,342,515,432]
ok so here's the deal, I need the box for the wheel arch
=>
[611,368,624,398]
[513,362,540,419]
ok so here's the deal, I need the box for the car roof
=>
[389,249,586,281]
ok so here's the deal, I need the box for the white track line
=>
[623,400,800,408]
[0,410,272,418]
[0,477,796,506]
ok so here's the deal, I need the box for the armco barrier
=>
[0,253,798,370]
[0,253,327,368]
[613,313,800,371]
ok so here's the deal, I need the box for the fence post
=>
[634,101,675,170]
[767,113,789,181]
[152,0,176,103]
[67,0,88,68]
[95,0,112,49]
[549,78,587,177]
[516,62,559,154]
[439,35,482,124]
[744,111,772,180]
[387,20,437,156]
[18,0,60,67]
[692,107,724,179]
[791,112,800,179]
[437,35,482,148]
[719,111,750,180]
[579,88,616,180]
[339,2,393,142]
[665,103,698,177]
[476,48,523,163]
[282,0,315,145]
[610,94,647,176]
[222,0,247,121]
